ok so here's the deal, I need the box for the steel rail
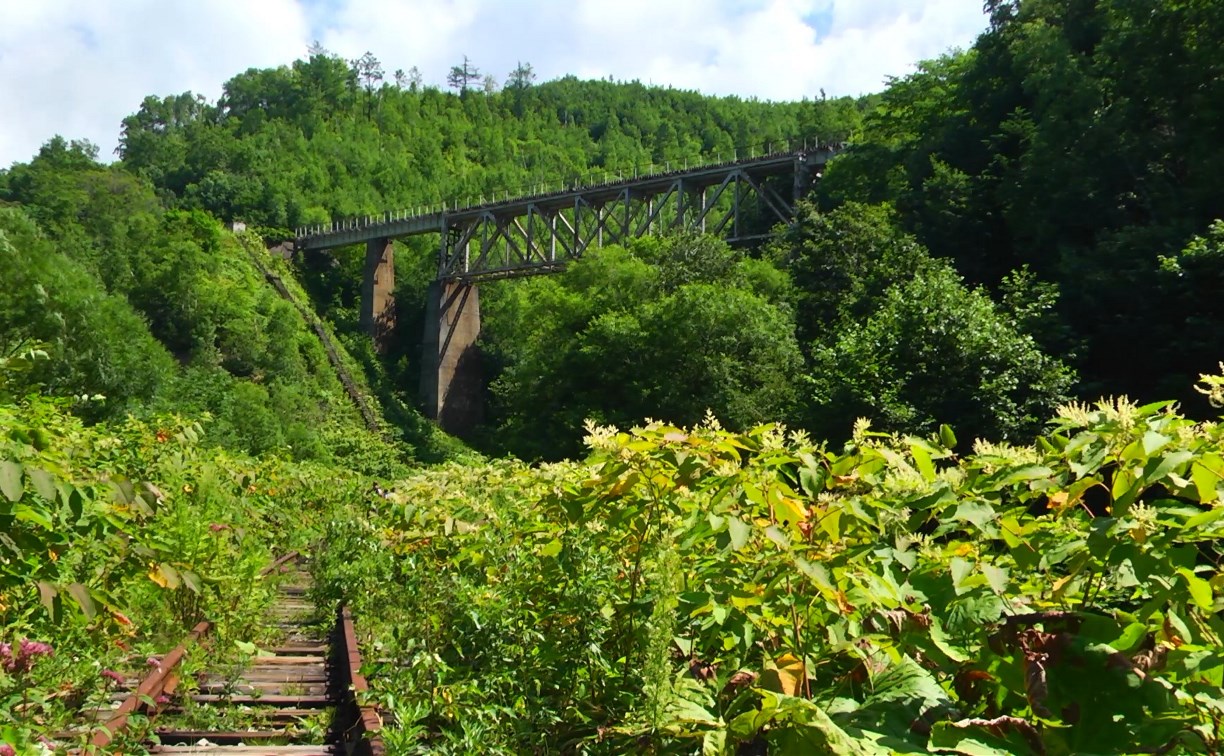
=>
[334,605,386,756]
[89,620,212,749]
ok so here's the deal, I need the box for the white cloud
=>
[0,0,987,168]
[0,0,310,168]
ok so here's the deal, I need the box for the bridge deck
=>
[294,149,832,252]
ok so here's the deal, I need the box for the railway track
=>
[90,553,383,755]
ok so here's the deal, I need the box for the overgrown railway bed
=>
[89,553,384,755]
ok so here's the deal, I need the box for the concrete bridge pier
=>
[360,237,396,351]
[420,280,483,437]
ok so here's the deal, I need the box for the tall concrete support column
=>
[361,237,396,351]
[420,280,483,437]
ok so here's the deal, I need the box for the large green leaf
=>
[27,467,57,503]
[1178,568,1213,610]
[929,718,1041,755]
[836,654,954,743]
[65,582,97,619]
[731,691,887,755]
[0,460,23,502]
[727,517,751,551]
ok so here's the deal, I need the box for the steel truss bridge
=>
[294,146,838,282]
[290,146,838,436]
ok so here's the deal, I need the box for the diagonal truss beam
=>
[426,149,837,282]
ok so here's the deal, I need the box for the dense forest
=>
[4,0,1224,752]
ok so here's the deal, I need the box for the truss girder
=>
[437,159,818,282]
[294,148,840,259]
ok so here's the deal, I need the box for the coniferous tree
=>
[446,55,480,94]
[506,61,536,90]
[352,51,384,118]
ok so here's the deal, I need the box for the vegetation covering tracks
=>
[0,385,384,753]
[241,241,382,435]
[119,555,348,755]
[315,373,1224,754]
[67,554,386,755]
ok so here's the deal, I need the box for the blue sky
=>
[804,6,837,38]
[0,1,988,168]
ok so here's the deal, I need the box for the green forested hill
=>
[116,67,846,231]
[94,57,885,458]
[91,48,1077,457]
[5,1,1224,752]
[820,0,1224,406]
[0,63,874,462]
[0,137,440,468]
[2,0,1223,459]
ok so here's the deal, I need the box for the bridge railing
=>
[293,139,842,240]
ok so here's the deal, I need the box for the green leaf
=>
[764,524,790,549]
[65,582,96,619]
[742,481,766,509]
[1111,467,1139,515]
[1178,568,1214,610]
[942,591,1005,636]
[1191,457,1224,503]
[1143,450,1194,486]
[795,558,834,592]
[728,708,764,742]
[37,581,56,614]
[952,501,997,534]
[929,719,1036,755]
[541,538,563,558]
[0,461,23,502]
[66,486,84,523]
[940,424,958,449]
[999,516,1024,549]
[841,654,953,740]
[13,503,54,530]
[1184,507,1224,530]
[758,692,886,754]
[1112,622,1147,652]
[1141,431,1171,456]
[798,453,826,496]
[994,465,1054,487]
[728,517,751,551]
[950,557,974,593]
[27,468,56,502]
[981,564,1009,594]
[180,570,203,594]
[929,616,971,662]
[701,729,727,755]
[821,507,843,540]
[910,442,935,482]
[560,497,583,523]
[1165,607,1193,646]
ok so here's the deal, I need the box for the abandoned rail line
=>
[79,553,384,755]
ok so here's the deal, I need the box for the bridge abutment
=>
[360,237,396,351]
[420,280,483,437]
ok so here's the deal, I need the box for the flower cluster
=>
[0,638,54,675]
[101,668,125,685]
